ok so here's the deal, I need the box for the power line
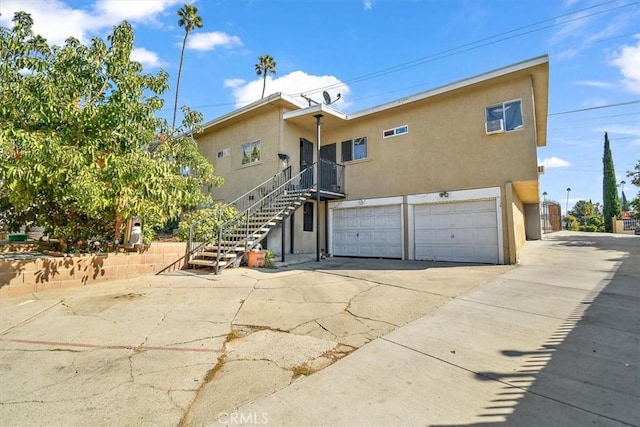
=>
[163,1,640,114]
[292,0,639,96]
[548,100,640,116]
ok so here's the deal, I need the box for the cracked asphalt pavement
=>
[0,257,510,426]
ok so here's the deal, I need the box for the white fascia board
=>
[200,92,307,131]
[282,103,348,121]
[348,55,549,120]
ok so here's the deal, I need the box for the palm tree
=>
[172,4,203,130]
[255,55,276,99]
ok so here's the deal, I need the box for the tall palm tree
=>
[255,55,276,99]
[172,4,203,130]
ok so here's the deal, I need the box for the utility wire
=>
[164,1,639,113]
[294,0,638,96]
[548,100,640,116]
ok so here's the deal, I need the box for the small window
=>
[383,125,408,138]
[341,136,367,162]
[486,100,523,132]
[241,141,261,165]
[217,148,230,158]
[303,202,313,232]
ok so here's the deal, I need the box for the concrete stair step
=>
[188,259,228,267]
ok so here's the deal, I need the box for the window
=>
[241,141,260,165]
[383,125,408,138]
[486,100,523,132]
[217,148,230,158]
[303,202,313,232]
[341,136,367,162]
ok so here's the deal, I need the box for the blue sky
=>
[1,0,639,210]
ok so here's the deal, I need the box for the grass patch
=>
[290,363,316,379]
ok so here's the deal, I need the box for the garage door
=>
[414,199,498,264]
[333,205,402,258]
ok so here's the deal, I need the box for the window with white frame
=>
[383,125,408,138]
[486,99,523,133]
[241,141,261,165]
[341,136,367,162]
[217,148,230,158]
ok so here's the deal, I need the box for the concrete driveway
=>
[0,256,509,426]
[236,232,640,426]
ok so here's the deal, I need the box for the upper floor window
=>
[241,141,261,165]
[341,136,367,162]
[486,100,523,133]
[383,125,408,138]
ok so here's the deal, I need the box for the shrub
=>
[177,204,238,242]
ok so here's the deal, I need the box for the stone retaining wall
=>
[0,242,187,298]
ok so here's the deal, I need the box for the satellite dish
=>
[322,91,342,105]
[323,91,331,105]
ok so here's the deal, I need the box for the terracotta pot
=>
[247,251,265,267]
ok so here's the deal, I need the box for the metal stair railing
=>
[213,163,316,274]
[187,166,292,260]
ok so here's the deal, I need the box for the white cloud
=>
[131,47,164,69]
[0,0,182,46]
[575,80,615,89]
[0,0,95,45]
[580,98,608,108]
[186,32,242,51]
[224,78,246,88]
[610,35,640,94]
[226,71,351,109]
[95,0,181,23]
[539,157,571,168]
[363,0,373,10]
[551,12,632,61]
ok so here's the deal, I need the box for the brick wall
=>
[0,242,187,298]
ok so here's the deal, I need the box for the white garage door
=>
[414,199,498,264]
[333,205,402,258]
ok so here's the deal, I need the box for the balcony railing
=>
[318,158,345,194]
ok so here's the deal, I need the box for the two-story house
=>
[193,55,549,270]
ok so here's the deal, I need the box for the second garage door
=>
[333,205,402,258]
[414,199,499,264]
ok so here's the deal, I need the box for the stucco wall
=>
[321,75,538,202]
[195,65,546,262]
[524,203,542,240]
[197,107,286,204]
[511,191,527,260]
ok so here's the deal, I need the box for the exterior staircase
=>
[187,164,315,274]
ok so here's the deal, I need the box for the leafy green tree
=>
[627,161,640,218]
[172,4,203,130]
[0,12,222,250]
[568,200,604,232]
[602,132,621,232]
[563,214,580,231]
[255,54,276,98]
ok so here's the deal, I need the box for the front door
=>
[299,138,314,189]
[319,143,337,192]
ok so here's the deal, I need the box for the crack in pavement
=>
[315,269,459,299]
[0,299,64,336]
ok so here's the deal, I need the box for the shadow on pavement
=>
[444,233,639,426]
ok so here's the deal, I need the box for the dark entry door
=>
[299,138,314,189]
[319,143,337,191]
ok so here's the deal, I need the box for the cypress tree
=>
[602,132,621,232]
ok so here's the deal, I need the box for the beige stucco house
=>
[194,55,549,267]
